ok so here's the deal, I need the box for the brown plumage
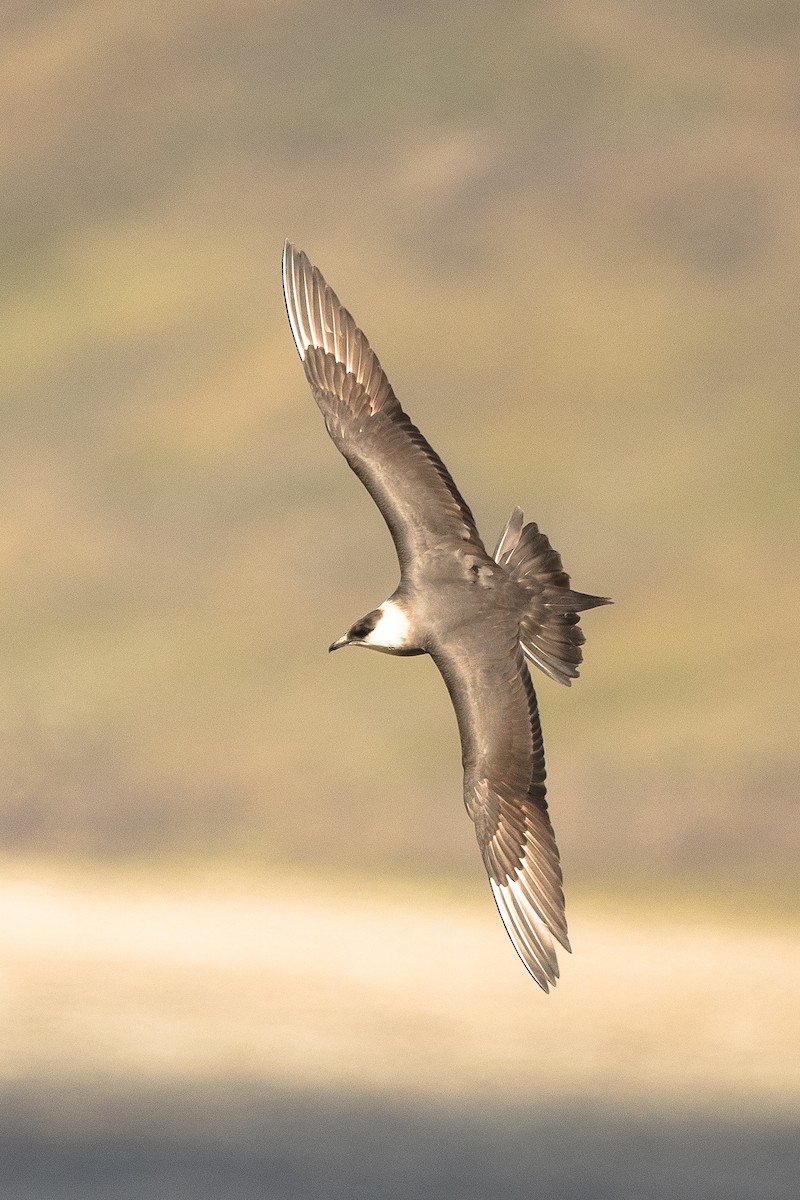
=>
[283,242,609,990]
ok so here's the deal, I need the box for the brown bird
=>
[283,242,609,990]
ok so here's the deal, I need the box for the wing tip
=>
[489,876,565,993]
[281,242,391,413]
[282,239,308,362]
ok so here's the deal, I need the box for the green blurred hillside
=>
[2,0,798,888]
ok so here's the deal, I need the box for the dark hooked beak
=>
[328,635,349,652]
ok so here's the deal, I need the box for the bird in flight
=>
[282,242,609,990]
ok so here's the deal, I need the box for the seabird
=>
[282,242,609,991]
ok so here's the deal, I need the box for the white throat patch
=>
[365,601,412,650]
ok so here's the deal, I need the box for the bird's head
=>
[329,601,421,656]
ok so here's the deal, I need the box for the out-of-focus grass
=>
[1,0,798,887]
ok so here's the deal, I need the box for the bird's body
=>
[282,242,609,991]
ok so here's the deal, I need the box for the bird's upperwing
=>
[431,623,570,990]
[282,242,483,572]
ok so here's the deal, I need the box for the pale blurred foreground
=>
[1,865,798,1198]
[3,865,799,1109]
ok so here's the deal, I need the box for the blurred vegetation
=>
[2,0,798,894]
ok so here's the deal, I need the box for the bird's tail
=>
[493,507,610,686]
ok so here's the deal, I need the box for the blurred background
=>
[2,1,799,1196]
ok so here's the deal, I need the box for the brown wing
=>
[282,242,484,573]
[431,623,570,991]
